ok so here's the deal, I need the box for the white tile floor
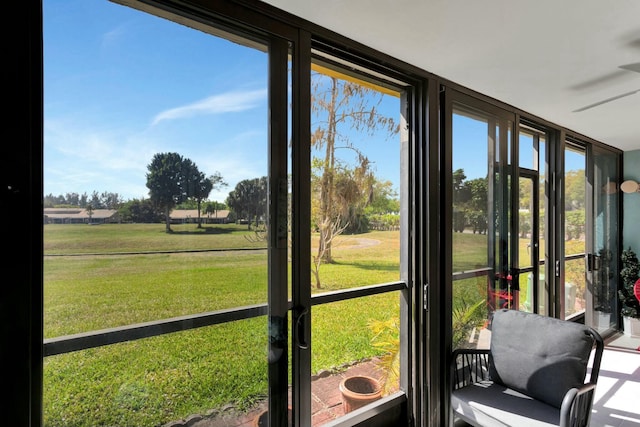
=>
[590,336,640,427]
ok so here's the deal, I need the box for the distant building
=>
[170,209,230,224]
[43,207,230,225]
[43,208,120,224]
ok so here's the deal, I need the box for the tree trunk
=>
[165,207,172,233]
[319,77,338,263]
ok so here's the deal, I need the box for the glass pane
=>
[309,60,402,290]
[537,136,547,314]
[452,110,489,266]
[44,1,269,334]
[518,175,535,313]
[309,55,405,423]
[565,257,585,318]
[589,149,619,331]
[538,264,549,316]
[539,137,547,264]
[311,293,401,423]
[516,125,546,314]
[518,176,534,270]
[564,145,586,318]
[43,322,268,427]
[452,276,492,349]
[493,118,515,312]
[517,126,544,261]
[519,132,534,170]
[451,105,493,350]
[43,2,271,425]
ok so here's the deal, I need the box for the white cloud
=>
[151,89,267,126]
[101,25,126,50]
[44,89,269,201]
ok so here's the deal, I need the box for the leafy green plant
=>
[369,317,400,395]
[594,248,615,312]
[452,298,486,349]
[619,247,640,318]
[368,296,486,396]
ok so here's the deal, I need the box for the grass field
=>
[43,223,402,426]
[43,223,583,426]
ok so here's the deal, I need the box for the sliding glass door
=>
[585,145,620,333]
[43,2,420,426]
[304,46,414,426]
[43,2,292,426]
[516,125,546,315]
[447,91,515,350]
[446,93,623,339]
[562,139,620,331]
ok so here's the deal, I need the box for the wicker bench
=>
[451,309,604,427]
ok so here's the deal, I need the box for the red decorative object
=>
[634,278,640,303]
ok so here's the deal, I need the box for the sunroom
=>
[7,1,640,426]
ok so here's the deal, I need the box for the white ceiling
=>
[261,0,640,152]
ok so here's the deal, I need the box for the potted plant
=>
[362,298,486,402]
[337,317,398,414]
[593,248,615,328]
[341,299,487,414]
[619,247,640,336]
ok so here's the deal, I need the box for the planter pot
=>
[594,311,612,329]
[623,316,640,337]
[339,375,382,413]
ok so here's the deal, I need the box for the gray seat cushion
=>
[452,380,561,427]
[488,309,593,408]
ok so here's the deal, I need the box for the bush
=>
[619,248,640,318]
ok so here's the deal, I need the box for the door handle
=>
[586,254,602,272]
[295,308,309,349]
[594,255,602,271]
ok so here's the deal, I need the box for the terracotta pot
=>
[339,375,382,413]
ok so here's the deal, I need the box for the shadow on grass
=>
[170,227,234,235]
[331,260,399,273]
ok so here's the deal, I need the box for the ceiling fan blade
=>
[620,63,640,73]
[573,89,639,112]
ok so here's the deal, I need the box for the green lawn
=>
[43,223,401,426]
[44,223,580,426]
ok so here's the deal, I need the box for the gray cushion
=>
[452,380,561,427]
[488,309,593,408]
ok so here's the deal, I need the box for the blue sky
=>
[43,0,402,204]
[44,1,577,205]
[44,0,271,203]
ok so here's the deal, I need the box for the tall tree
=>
[186,165,227,228]
[311,73,398,274]
[100,192,123,209]
[203,201,227,222]
[364,179,399,215]
[226,176,268,230]
[119,198,163,223]
[176,157,221,228]
[565,169,585,210]
[89,191,103,209]
[146,152,191,233]
[465,177,488,234]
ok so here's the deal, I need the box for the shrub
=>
[619,248,640,318]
